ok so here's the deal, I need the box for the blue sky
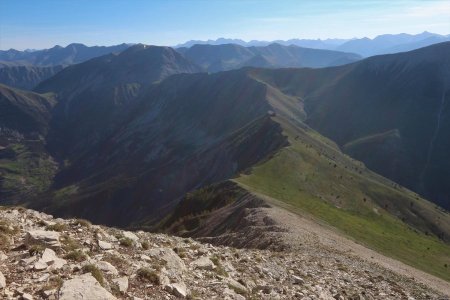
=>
[1,0,449,50]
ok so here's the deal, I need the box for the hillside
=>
[248,41,450,211]
[34,44,203,158]
[0,84,57,203]
[179,43,361,72]
[0,206,447,299]
[0,63,63,90]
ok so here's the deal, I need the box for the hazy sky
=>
[1,0,449,50]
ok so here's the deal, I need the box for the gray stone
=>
[292,275,304,285]
[40,248,67,270]
[25,230,61,248]
[59,273,116,300]
[122,231,139,242]
[165,282,187,298]
[112,276,128,293]
[95,261,119,276]
[22,293,33,300]
[191,257,215,270]
[98,240,113,250]
[148,248,186,274]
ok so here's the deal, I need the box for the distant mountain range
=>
[0,42,361,89]
[177,43,361,72]
[0,43,131,66]
[175,37,350,49]
[177,32,450,57]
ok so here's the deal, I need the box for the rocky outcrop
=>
[59,274,116,300]
[25,230,61,248]
[162,181,289,250]
[0,206,445,299]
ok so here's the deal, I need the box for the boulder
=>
[148,248,186,274]
[191,257,215,270]
[122,231,139,242]
[37,248,67,270]
[98,240,113,250]
[25,230,61,248]
[59,273,116,300]
[94,261,119,276]
[112,276,128,293]
[165,282,188,298]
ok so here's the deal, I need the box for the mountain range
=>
[177,43,361,72]
[0,43,361,89]
[0,43,131,66]
[0,41,450,284]
[177,31,450,57]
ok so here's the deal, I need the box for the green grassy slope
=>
[236,116,450,281]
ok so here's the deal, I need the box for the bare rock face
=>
[25,230,61,248]
[59,273,116,300]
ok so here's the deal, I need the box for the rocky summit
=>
[0,206,446,300]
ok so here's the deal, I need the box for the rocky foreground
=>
[0,207,446,299]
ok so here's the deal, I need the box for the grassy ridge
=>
[236,118,450,281]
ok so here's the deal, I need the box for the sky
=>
[0,0,449,50]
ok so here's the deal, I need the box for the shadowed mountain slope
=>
[35,44,203,158]
[36,69,290,226]
[0,62,63,90]
[0,84,57,203]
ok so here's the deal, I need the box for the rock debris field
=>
[0,207,447,299]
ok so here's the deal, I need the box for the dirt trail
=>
[254,193,450,297]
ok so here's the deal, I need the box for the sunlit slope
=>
[236,114,450,281]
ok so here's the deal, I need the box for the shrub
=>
[119,237,133,247]
[46,223,68,232]
[82,264,104,286]
[41,276,63,291]
[211,255,228,277]
[137,268,159,284]
[64,250,87,262]
[61,234,82,251]
[141,241,150,250]
[72,219,91,227]
[28,244,45,256]
[0,233,11,250]
[103,253,127,268]
[0,218,18,234]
